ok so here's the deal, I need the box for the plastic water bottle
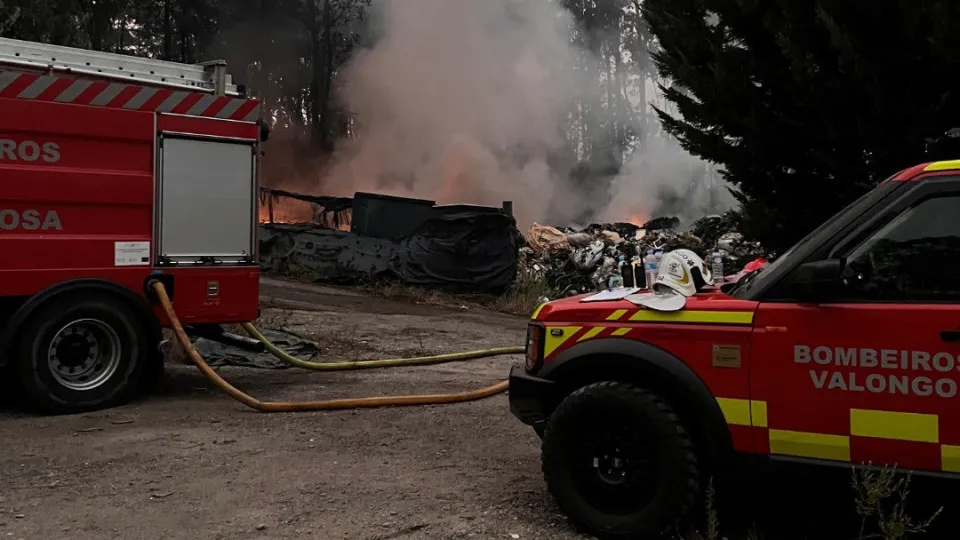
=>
[711,249,724,286]
[609,255,626,289]
[644,249,656,289]
[653,248,664,271]
[608,273,623,289]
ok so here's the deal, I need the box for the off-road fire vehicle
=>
[510,159,960,538]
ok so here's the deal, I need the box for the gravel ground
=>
[0,278,589,540]
[0,277,955,540]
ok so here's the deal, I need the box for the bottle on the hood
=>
[643,249,656,289]
[711,249,724,286]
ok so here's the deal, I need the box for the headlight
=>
[525,323,544,372]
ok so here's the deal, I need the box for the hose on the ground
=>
[240,322,524,371]
[152,281,513,412]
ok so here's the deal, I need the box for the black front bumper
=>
[508,364,558,429]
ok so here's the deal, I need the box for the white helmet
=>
[627,249,712,312]
[653,251,698,297]
[671,248,713,289]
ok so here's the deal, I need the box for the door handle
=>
[941,331,960,342]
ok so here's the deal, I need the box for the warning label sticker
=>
[114,241,150,266]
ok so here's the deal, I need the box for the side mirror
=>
[795,258,845,283]
[793,258,845,300]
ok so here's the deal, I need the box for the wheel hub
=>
[593,450,628,485]
[572,422,658,514]
[47,319,122,391]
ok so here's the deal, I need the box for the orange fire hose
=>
[152,281,510,412]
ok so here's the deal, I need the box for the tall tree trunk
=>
[162,0,174,60]
[318,0,335,151]
[307,0,323,150]
[89,0,103,50]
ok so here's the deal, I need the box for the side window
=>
[839,194,960,302]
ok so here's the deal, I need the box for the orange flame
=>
[628,214,647,227]
[258,198,351,231]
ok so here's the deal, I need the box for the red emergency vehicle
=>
[0,38,263,413]
[510,160,960,538]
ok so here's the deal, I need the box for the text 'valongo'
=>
[794,345,958,398]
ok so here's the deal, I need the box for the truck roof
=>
[893,159,960,181]
[0,37,260,122]
[0,37,239,95]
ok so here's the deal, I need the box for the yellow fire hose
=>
[240,322,524,371]
[153,281,516,412]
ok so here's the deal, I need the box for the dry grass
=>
[364,281,467,308]
[686,467,941,540]
[488,271,550,316]
[360,271,550,318]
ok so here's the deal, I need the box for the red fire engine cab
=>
[510,160,960,538]
[0,38,263,414]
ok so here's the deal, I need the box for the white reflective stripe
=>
[90,82,127,106]
[17,75,58,98]
[0,71,20,92]
[123,87,157,109]
[215,98,244,118]
[156,90,189,112]
[242,103,262,122]
[55,79,93,102]
[186,94,217,116]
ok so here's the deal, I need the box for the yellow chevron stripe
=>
[577,327,605,342]
[542,326,581,357]
[606,309,628,321]
[611,327,631,337]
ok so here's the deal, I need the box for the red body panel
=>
[753,302,960,470]
[535,285,960,474]
[0,74,260,325]
[536,292,761,453]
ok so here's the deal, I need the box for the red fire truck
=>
[0,38,263,414]
[510,160,960,538]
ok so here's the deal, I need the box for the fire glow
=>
[258,198,352,231]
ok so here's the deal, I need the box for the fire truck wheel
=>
[15,293,150,414]
[541,381,699,539]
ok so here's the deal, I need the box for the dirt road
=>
[0,278,587,540]
[2,278,955,540]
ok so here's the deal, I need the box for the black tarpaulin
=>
[392,211,518,293]
[259,210,518,294]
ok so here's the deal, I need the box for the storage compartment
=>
[157,135,256,264]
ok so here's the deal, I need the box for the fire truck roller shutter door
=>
[157,135,256,264]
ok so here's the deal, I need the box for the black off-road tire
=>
[541,381,699,539]
[14,292,151,414]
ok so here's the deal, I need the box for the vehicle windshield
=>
[728,179,899,299]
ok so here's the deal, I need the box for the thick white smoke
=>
[319,0,733,227]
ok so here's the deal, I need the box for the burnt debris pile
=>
[519,211,766,298]
[258,190,519,294]
[256,188,767,298]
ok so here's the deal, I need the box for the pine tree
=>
[642,0,960,252]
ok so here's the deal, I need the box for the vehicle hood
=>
[533,289,758,323]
